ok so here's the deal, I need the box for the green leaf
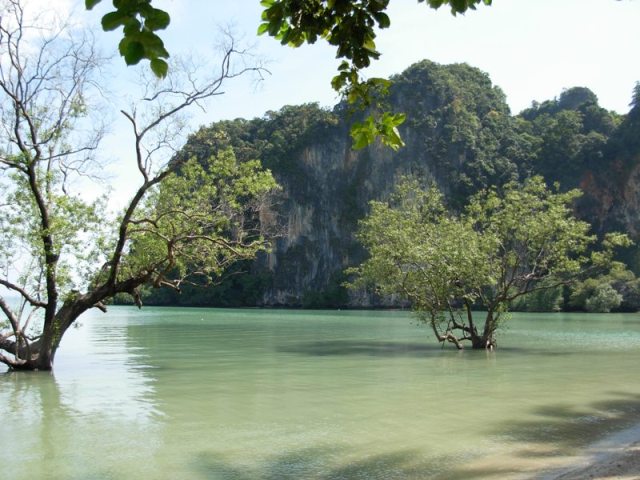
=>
[268,20,283,37]
[113,0,127,9]
[150,58,168,78]
[136,31,169,58]
[144,8,170,31]
[373,12,391,28]
[362,37,377,52]
[331,73,347,91]
[123,41,145,65]
[450,0,467,13]
[378,112,406,150]
[123,18,142,36]
[257,23,270,35]
[85,0,101,9]
[350,117,377,150]
[381,127,405,150]
[101,11,128,31]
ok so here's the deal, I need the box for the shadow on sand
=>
[187,391,640,480]
[190,446,480,480]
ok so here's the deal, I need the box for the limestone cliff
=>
[145,61,640,307]
[193,61,523,306]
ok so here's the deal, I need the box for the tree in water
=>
[0,0,278,370]
[349,177,630,349]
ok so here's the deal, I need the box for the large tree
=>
[0,0,278,370]
[350,177,630,349]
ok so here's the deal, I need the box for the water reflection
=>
[0,310,163,479]
[54,313,161,421]
[0,371,67,471]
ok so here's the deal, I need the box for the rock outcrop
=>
[147,61,639,307]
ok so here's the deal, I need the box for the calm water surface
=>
[1,308,640,479]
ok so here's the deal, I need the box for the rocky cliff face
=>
[165,61,640,307]
[578,159,640,238]
[577,104,640,245]
[213,61,523,306]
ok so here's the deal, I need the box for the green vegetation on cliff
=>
[139,61,640,311]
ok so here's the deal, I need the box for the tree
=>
[585,284,622,313]
[86,0,492,150]
[348,179,493,348]
[0,1,278,370]
[568,263,640,312]
[349,177,630,349]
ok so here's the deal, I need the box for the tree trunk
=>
[427,308,497,350]
[3,280,148,371]
[473,309,497,350]
[31,321,58,370]
[9,332,58,371]
[7,310,78,371]
[470,334,495,350]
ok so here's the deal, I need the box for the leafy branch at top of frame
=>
[87,0,491,150]
[257,0,491,150]
[86,0,170,77]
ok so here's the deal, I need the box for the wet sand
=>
[549,440,640,479]
[542,424,640,480]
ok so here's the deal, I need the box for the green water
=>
[1,308,640,479]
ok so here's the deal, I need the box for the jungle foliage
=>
[137,61,640,311]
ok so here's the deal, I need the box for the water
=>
[1,308,640,479]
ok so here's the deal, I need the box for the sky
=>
[60,0,640,202]
[131,0,640,118]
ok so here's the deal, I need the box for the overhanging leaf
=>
[150,58,168,78]
[144,8,170,31]
[101,11,128,31]
[123,41,145,65]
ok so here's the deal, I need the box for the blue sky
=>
[77,0,640,202]
[86,0,640,119]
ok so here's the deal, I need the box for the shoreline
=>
[540,423,640,479]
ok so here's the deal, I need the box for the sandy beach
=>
[551,440,640,479]
[540,424,640,480]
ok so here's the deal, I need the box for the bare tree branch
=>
[0,279,47,308]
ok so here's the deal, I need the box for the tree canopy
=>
[349,177,631,349]
[0,1,278,370]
